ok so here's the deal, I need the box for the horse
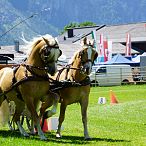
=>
[40,37,98,140]
[0,34,62,140]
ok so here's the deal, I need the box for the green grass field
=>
[0,84,146,146]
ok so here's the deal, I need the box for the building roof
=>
[58,22,146,56]
[1,22,146,64]
[0,45,27,64]
[58,25,105,44]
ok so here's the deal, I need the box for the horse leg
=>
[26,99,47,140]
[40,97,53,118]
[80,97,91,140]
[44,97,59,119]
[40,92,59,130]
[56,103,66,138]
[13,105,29,137]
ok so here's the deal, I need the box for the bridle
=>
[56,45,95,81]
[22,38,62,77]
[40,38,61,65]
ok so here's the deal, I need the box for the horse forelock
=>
[42,34,58,46]
[22,34,58,57]
[81,37,94,46]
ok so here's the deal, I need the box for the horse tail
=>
[0,100,10,126]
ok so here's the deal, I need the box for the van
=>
[89,64,133,86]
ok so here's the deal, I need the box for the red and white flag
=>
[107,41,112,61]
[99,34,104,57]
[103,39,108,62]
[125,33,131,56]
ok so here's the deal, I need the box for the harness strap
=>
[21,64,49,79]
[50,76,91,92]
[1,75,50,102]
[56,64,81,81]
[12,66,24,101]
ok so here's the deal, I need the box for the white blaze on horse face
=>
[87,46,92,73]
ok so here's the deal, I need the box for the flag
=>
[103,39,108,62]
[91,30,98,64]
[125,33,131,56]
[91,30,98,51]
[99,34,104,57]
[98,34,104,62]
[107,41,112,61]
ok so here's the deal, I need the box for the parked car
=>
[89,64,133,86]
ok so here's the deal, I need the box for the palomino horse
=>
[0,34,62,140]
[40,37,98,140]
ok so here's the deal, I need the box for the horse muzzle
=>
[46,63,57,76]
[81,62,92,75]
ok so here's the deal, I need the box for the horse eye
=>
[44,48,50,56]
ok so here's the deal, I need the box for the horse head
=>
[77,37,98,75]
[26,34,62,76]
[40,36,62,75]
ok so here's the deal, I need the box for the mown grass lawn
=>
[0,84,146,146]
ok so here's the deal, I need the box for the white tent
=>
[132,52,146,63]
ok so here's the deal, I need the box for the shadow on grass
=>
[0,130,130,145]
[46,134,130,144]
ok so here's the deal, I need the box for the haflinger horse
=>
[0,34,62,140]
[40,37,98,140]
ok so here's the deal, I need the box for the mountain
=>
[1,0,146,45]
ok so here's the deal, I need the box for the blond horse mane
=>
[21,34,58,57]
[68,49,81,64]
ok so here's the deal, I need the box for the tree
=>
[60,21,96,34]
[78,21,96,27]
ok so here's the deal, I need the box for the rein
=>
[22,63,49,71]
[50,76,90,92]
[56,64,82,81]
[49,63,91,92]
[21,63,49,79]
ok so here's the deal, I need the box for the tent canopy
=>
[132,52,146,63]
[104,54,139,66]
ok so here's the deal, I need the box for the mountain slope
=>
[1,0,146,45]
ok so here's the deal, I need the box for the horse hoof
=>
[40,136,47,141]
[30,131,37,135]
[85,137,92,141]
[24,133,30,137]
[56,133,62,138]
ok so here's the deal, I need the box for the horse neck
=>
[26,49,43,67]
[68,60,87,82]
[25,49,47,75]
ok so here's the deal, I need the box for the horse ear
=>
[89,40,94,47]
[42,37,49,46]
[83,37,87,45]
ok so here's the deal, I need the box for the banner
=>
[107,41,112,61]
[103,39,108,62]
[91,30,98,64]
[99,34,104,57]
[125,33,131,56]
[91,30,98,51]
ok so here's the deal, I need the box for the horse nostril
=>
[86,67,90,73]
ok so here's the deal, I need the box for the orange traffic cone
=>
[110,90,118,104]
[41,119,49,133]
[34,119,49,133]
